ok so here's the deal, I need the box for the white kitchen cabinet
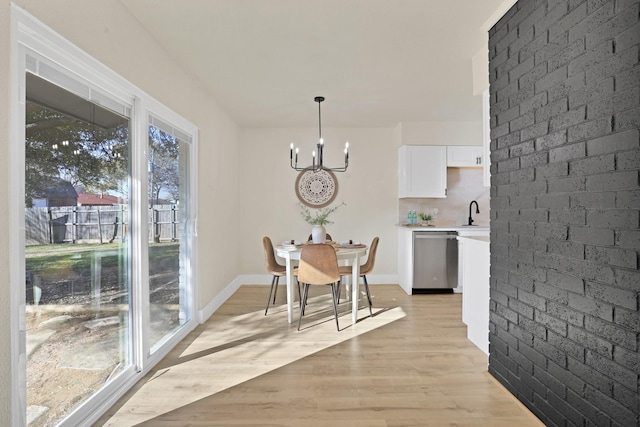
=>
[459,234,490,355]
[397,227,414,295]
[398,145,447,198]
[447,146,484,167]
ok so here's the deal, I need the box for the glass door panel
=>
[148,120,191,352]
[24,74,131,426]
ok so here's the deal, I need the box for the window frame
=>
[10,6,199,425]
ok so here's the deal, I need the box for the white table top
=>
[275,244,368,258]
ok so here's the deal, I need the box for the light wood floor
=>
[95,285,543,426]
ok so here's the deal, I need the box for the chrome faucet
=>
[468,200,479,226]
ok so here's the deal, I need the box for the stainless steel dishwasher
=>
[413,231,458,293]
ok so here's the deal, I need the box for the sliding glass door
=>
[147,116,192,353]
[24,71,133,426]
[14,13,198,424]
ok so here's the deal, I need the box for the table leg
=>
[351,253,360,324]
[285,255,294,323]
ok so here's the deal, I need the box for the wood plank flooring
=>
[95,285,544,426]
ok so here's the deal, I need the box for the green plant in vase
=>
[298,202,345,225]
[299,202,345,242]
[418,208,438,225]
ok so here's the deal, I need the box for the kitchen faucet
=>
[468,200,479,226]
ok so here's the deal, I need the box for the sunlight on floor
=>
[102,293,406,426]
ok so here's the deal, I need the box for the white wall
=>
[238,127,398,279]
[398,120,483,146]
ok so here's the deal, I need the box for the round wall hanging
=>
[295,167,338,208]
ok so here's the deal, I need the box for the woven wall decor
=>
[295,167,338,208]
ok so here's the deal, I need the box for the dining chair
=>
[337,236,379,316]
[262,236,300,315]
[307,233,332,242]
[296,243,341,331]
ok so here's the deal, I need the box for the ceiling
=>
[121,0,511,128]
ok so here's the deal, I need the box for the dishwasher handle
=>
[414,233,458,239]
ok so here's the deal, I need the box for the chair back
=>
[298,244,340,285]
[307,233,332,242]
[262,236,283,275]
[360,237,379,275]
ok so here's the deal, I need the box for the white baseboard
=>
[197,276,242,323]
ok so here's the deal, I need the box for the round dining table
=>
[275,244,368,324]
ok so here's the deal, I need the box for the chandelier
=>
[289,96,349,172]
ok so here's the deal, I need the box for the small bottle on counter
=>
[408,210,417,225]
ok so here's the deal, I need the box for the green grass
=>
[25,242,180,278]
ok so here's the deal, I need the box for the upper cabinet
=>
[398,145,447,198]
[446,146,484,167]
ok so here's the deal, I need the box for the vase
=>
[311,224,326,243]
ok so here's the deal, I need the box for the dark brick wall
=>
[488,0,639,426]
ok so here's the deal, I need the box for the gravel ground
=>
[26,275,179,426]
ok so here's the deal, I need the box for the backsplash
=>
[399,168,489,227]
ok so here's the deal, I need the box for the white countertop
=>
[397,224,489,233]
[457,235,490,243]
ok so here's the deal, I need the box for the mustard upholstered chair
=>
[296,243,341,331]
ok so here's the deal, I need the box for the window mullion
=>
[131,96,150,370]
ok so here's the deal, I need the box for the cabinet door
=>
[447,146,483,167]
[461,238,490,355]
[398,145,447,198]
[397,227,413,295]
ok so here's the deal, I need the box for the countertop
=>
[457,235,490,243]
[397,224,489,233]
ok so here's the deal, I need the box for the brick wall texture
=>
[488,0,639,425]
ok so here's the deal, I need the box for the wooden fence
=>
[25,205,181,245]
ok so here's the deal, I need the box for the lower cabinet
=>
[397,227,414,295]
[459,235,490,355]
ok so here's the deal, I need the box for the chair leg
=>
[336,280,342,303]
[298,283,310,331]
[363,275,373,316]
[272,276,279,303]
[330,283,340,331]
[265,275,277,315]
[301,281,308,316]
[296,277,302,308]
